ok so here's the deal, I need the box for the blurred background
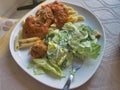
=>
[0,0,44,18]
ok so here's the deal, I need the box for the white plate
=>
[9,0,105,89]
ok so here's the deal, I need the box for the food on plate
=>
[15,1,84,51]
[30,40,47,58]
[14,1,101,78]
[14,35,19,51]
[28,22,101,77]
[36,1,68,29]
[14,36,40,51]
[93,30,101,39]
[22,1,84,39]
[22,15,50,39]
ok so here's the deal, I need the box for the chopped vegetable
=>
[33,58,65,77]
[29,22,101,78]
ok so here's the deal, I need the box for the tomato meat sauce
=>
[22,1,69,58]
[22,1,69,39]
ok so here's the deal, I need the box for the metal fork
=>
[62,58,83,90]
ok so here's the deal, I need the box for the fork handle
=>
[62,75,74,90]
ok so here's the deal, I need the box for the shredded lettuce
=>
[46,22,101,59]
[29,22,101,78]
[47,42,68,66]
[33,58,65,77]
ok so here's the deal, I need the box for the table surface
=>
[0,0,120,90]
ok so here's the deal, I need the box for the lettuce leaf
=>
[31,22,101,78]
[33,58,65,77]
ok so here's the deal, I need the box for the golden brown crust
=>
[22,1,69,39]
[30,40,47,58]
[22,15,50,39]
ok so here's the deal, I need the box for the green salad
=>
[28,22,101,77]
